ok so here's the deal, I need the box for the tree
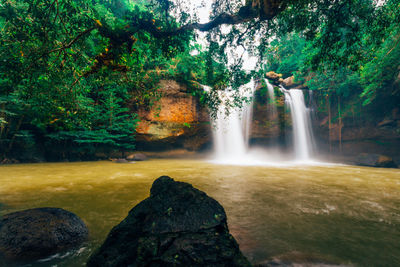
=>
[1,0,398,160]
[1,0,383,81]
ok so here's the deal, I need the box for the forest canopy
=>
[0,0,399,160]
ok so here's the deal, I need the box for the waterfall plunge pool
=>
[0,159,399,266]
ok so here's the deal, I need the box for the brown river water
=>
[0,159,399,266]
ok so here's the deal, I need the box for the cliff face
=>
[314,108,400,161]
[135,80,211,151]
[134,80,287,152]
[134,80,399,164]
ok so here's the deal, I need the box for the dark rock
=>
[0,207,88,260]
[94,152,109,160]
[87,176,251,267]
[0,158,20,164]
[355,153,398,168]
[392,107,400,121]
[126,153,148,161]
[112,158,129,163]
[377,119,396,127]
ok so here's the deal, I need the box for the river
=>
[0,160,399,266]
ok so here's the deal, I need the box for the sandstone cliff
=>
[135,80,211,151]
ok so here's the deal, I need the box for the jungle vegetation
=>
[0,0,399,160]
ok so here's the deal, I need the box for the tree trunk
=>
[7,115,24,153]
[0,103,5,139]
[338,95,342,153]
[327,94,332,153]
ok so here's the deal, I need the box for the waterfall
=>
[265,79,277,117]
[211,79,256,162]
[242,80,256,148]
[281,87,315,160]
[205,80,319,165]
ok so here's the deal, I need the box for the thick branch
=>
[48,26,97,54]
[175,12,256,33]
[136,12,255,39]
[66,0,288,80]
[138,0,288,38]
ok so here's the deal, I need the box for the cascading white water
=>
[281,87,315,160]
[211,79,256,162]
[206,81,322,166]
[242,80,256,148]
[265,79,277,117]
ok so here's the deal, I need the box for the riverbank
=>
[2,148,398,170]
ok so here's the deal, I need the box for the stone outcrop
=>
[112,158,130,163]
[314,106,400,164]
[281,76,295,88]
[87,176,251,267]
[249,82,289,146]
[126,153,147,161]
[0,207,88,260]
[265,72,305,89]
[252,96,283,141]
[265,71,282,84]
[135,80,211,151]
[355,153,397,168]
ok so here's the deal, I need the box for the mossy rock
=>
[87,176,251,267]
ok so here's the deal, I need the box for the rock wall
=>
[135,80,212,151]
[134,79,399,164]
[249,83,294,150]
[314,115,400,163]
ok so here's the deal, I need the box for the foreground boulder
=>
[0,207,88,260]
[87,176,251,267]
[355,153,398,168]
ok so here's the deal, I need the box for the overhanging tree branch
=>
[48,26,97,54]
[137,0,289,38]
[55,0,290,80]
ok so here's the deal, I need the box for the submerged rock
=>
[87,176,251,267]
[355,153,398,168]
[126,153,148,161]
[112,158,129,163]
[0,207,88,260]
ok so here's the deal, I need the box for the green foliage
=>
[0,0,233,160]
[360,3,400,107]
[264,34,306,78]
[274,0,376,70]
[0,0,195,159]
[264,0,400,122]
[1,0,400,160]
